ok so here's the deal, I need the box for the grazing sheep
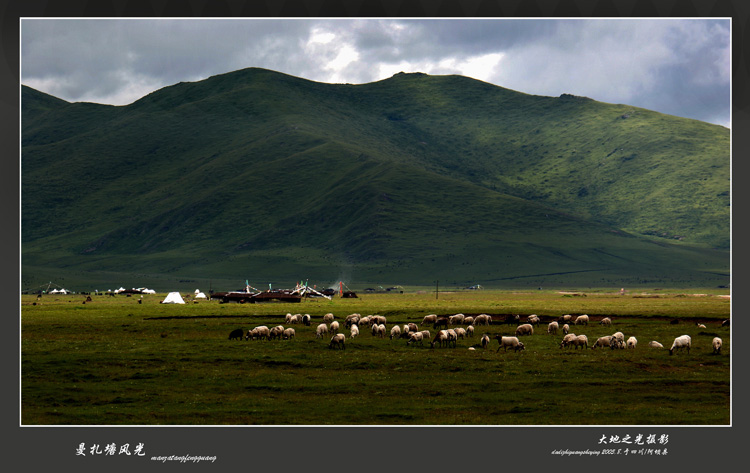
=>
[420,330,431,340]
[285,313,293,324]
[574,314,589,325]
[422,314,438,325]
[494,335,525,352]
[610,337,625,350]
[454,327,467,339]
[560,333,577,349]
[480,333,490,349]
[407,322,419,333]
[571,334,588,349]
[228,328,244,341]
[329,333,346,350]
[592,335,613,349]
[515,324,534,336]
[371,315,387,326]
[562,324,570,335]
[302,314,311,326]
[697,323,707,329]
[359,316,371,327]
[600,317,612,326]
[350,324,359,339]
[407,331,424,346]
[527,314,540,326]
[315,323,329,339]
[466,325,475,337]
[626,336,637,349]
[283,328,296,340]
[390,325,402,340]
[669,335,692,355]
[248,325,270,341]
[473,314,492,326]
[344,314,360,328]
[434,317,449,329]
[430,330,449,348]
[330,320,340,335]
[648,341,664,348]
[449,313,465,325]
[612,332,625,342]
[712,337,723,354]
[547,321,559,335]
[323,313,335,323]
[377,324,387,338]
[269,325,285,340]
[463,316,474,326]
[445,329,458,347]
[558,314,573,324]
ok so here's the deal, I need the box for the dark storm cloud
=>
[21,18,730,127]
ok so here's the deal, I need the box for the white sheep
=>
[454,327,467,339]
[697,323,707,329]
[463,316,474,326]
[445,329,458,347]
[371,315,386,326]
[473,314,491,326]
[527,314,540,326]
[269,325,285,340]
[420,330,431,340]
[480,333,490,349]
[592,335,613,349]
[329,320,340,335]
[571,334,588,349]
[377,324,387,338]
[626,336,637,349]
[282,327,296,340]
[669,335,692,355]
[359,316,371,327]
[648,341,664,348]
[302,314,311,326]
[494,335,525,352]
[323,313,335,323]
[407,331,424,346]
[547,321,559,335]
[406,322,419,333]
[562,323,570,335]
[422,314,438,325]
[449,313,465,325]
[712,337,722,354]
[610,337,625,350]
[515,324,534,336]
[560,333,577,349]
[466,325,475,337]
[430,330,448,348]
[285,313,293,324]
[612,332,625,342]
[315,323,329,339]
[329,333,346,349]
[558,314,573,324]
[344,314,360,328]
[390,325,402,340]
[600,317,612,326]
[574,314,589,325]
[350,324,359,339]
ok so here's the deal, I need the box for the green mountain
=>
[21,68,730,290]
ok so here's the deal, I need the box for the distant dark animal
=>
[434,317,449,329]
[504,314,520,325]
[228,329,244,341]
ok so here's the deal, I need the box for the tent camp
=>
[161,292,185,304]
[195,292,207,299]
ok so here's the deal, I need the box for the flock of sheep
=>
[229,311,729,355]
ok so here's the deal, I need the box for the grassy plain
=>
[20,289,730,425]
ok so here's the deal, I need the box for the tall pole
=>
[435,280,439,300]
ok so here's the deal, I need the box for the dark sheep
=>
[434,317,449,329]
[228,328,244,341]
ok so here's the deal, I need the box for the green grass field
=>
[20,289,730,425]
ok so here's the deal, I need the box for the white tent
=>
[195,292,207,299]
[161,292,185,304]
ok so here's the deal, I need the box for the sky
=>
[21,18,731,127]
